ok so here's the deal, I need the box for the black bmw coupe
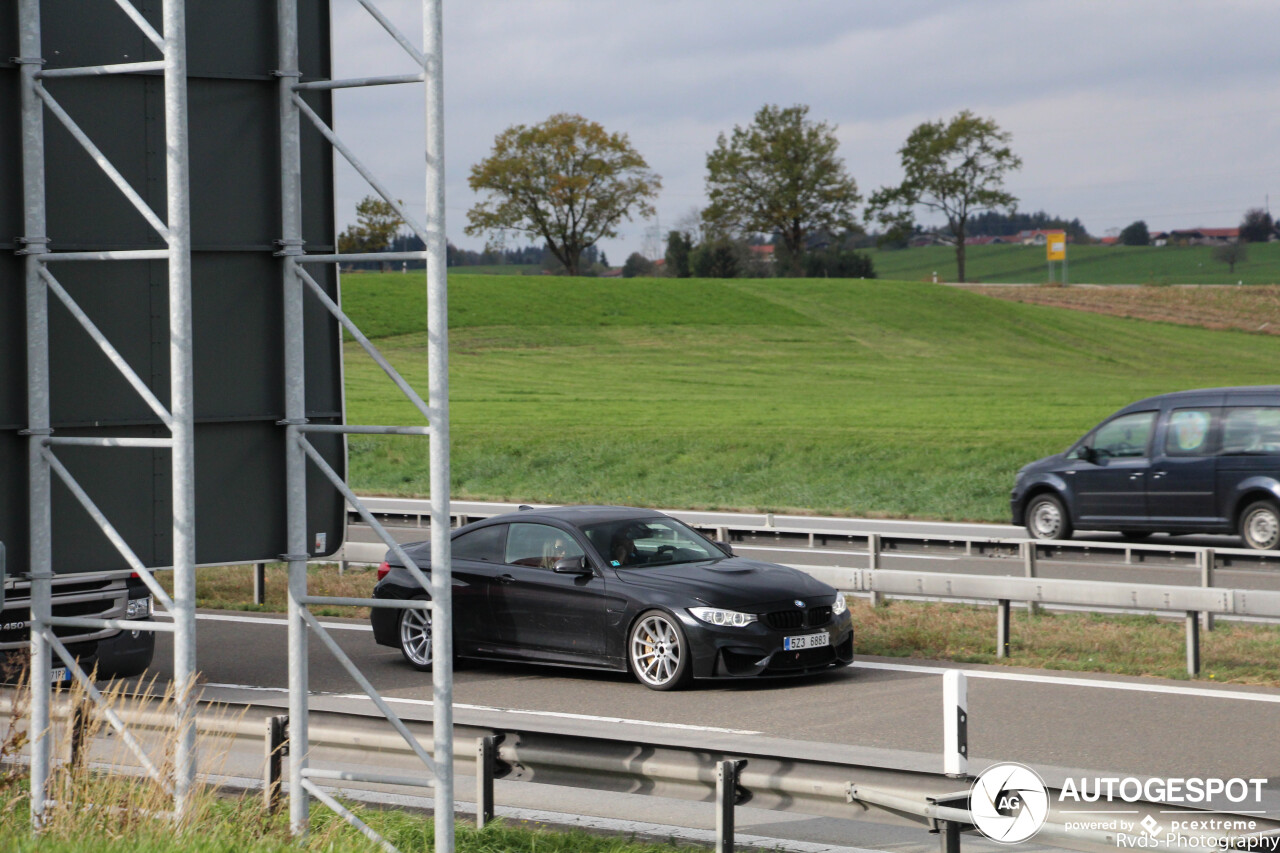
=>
[370,505,854,690]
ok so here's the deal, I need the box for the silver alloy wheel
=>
[399,607,433,668]
[1243,504,1280,550]
[630,613,683,688]
[1029,498,1063,540]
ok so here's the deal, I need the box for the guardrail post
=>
[937,818,962,853]
[1199,549,1215,631]
[867,534,883,607]
[253,563,266,606]
[943,670,968,777]
[265,714,288,813]
[716,759,738,853]
[996,600,1011,659]
[1021,541,1041,615]
[1185,612,1201,676]
[476,735,495,829]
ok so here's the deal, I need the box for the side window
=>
[1222,407,1280,455]
[505,523,586,569]
[452,524,506,562]
[1164,408,1217,457]
[1091,411,1156,459]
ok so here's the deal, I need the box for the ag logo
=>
[970,762,1050,844]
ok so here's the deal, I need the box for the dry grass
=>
[964,284,1280,336]
[158,564,378,619]
[852,598,1280,685]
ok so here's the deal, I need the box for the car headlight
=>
[689,607,757,627]
[832,594,847,616]
[126,596,152,619]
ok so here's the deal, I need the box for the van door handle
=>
[1151,471,1167,479]
[498,574,515,585]
[1129,473,1144,480]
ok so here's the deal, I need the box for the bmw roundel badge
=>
[794,600,805,608]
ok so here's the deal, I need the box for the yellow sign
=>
[1047,231,1067,261]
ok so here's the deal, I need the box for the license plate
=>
[783,633,830,651]
[50,668,70,685]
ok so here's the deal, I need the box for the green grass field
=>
[340,273,1280,521]
[871,241,1280,285]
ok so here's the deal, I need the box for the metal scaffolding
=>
[18,2,452,849]
[18,0,198,826]
[279,2,454,851]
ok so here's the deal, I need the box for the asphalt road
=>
[152,611,1280,780]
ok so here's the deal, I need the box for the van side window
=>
[1221,407,1280,456]
[1164,408,1217,457]
[1090,411,1156,459]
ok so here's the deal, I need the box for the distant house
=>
[749,244,776,263]
[965,235,998,246]
[1014,229,1055,246]
[1100,236,1120,246]
[1168,227,1238,246]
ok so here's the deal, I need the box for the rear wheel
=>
[1025,493,1072,542]
[1239,500,1280,550]
[398,598,433,671]
[628,611,692,691]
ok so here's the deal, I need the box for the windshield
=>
[578,517,725,569]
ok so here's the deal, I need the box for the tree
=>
[1213,240,1248,274]
[664,230,693,278]
[690,237,744,278]
[621,252,655,278]
[703,104,861,276]
[1240,208,1275,244]
[338,195,405,269]
[867,110,1021,283]
[465,113,661,276]
[1120,220,1150,246]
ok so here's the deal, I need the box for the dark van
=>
[1011,387,1280,550]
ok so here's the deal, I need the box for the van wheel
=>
[1025,494,1072,541]
[1239,501,1280,550]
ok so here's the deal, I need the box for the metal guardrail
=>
[5,687,1277,853]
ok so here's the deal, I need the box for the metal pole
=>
[1200,549,1215,631]
[162,0,198,823]
[265,715,288,813]
[18,0,52,829]
[715,760,737,853]
[996,599,1010,659]
[476,736,495,829]
[254,562,266,606]
[942,670,968,777]
[277,0,310,836]
[1185,611,1201,676]
[425,3,454,850]
[867,533,883,607]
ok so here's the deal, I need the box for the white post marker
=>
[943,669,968,777]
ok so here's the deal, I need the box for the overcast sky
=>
[328,0,1280,263]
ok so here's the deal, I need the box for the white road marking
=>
[852,661,1280,704]
[201,683,763,735]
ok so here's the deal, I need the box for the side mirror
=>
[1080,445,1098,463]
[552,556,591,574]
[714,541,734,557]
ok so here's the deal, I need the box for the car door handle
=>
[1129,473,1144,480]
[498,574,515,585]
[1151,471,1167,479]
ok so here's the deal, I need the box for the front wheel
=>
[398,598,434,671]
[1025,493,1073,542]
[628,611,692,691]
[1239,500,1280,550]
